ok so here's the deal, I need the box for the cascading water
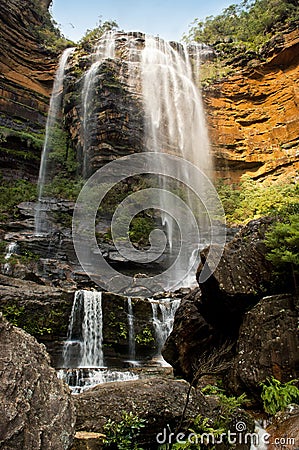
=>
[57,368,139,394]
[150,298,181,365]
[127,297,137,364]
[81,31,116,176]
[35,47,74,236]
[63,290,104,368]
[141,36,213,287]
[3,242,19,274]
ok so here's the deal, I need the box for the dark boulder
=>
[229,294,299,397]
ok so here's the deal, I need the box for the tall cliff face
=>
[204,26,299,182]
[0,0,57,181]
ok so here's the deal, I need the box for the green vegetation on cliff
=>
[217,177,299,292]
[184,0,299,59]
[216,177,298,225]
[31,0,74,52]
[0,179,37,220]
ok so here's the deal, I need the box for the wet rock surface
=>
[0,0,57,181]
[0,315,75,449]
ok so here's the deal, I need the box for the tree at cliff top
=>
[184,0,299,61]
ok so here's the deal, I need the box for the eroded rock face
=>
[0,315,75,449]
[230,294,299,396]
[0,0,57,180]
[204,26,299,182]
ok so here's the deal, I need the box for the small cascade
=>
[81,31,116,176]
[57,368,139,394]
[3,242,19,274]
[35,47,74,236]
[127,297,137,364]
[150,298,181,365]
[63,290,104,368]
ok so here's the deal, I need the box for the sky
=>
[51,0,241,43]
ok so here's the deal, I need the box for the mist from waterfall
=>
[35,47,74,235]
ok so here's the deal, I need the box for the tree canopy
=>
[184,0,299,53]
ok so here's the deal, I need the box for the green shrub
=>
[265,214,299,291]
[78,20,119,50]
[260,376,299,415]
[135,327,155,346]
[43,175,83,200]
[103,411,145,450]
[184,0,299,59]
[0,179,37,220]
[171,415,225,449]
[216,177,298,225]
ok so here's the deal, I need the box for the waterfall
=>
[35,47,74,236]
[63,290,104,368]
[81,31,116,176]
[150,298,181,365]
[127,297,137,363]
[141,36,213,287]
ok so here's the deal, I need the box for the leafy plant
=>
[103,411,145,450]
[43,175,83,200]
[215,177,299,225]
[135,327,155,346]
[260,376,299,415]
[171,414,225,449]
[129,215,156,245]
[79,20,119,50]
[264,214,299,292]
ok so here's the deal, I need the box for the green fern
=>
[260,376,299,415]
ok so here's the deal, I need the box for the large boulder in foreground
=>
[230,294,299,396]
[0,315,75,449]
[75,377,213,446]
[74,377,256,449]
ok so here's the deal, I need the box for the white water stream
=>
[35,47,74,235]
[150,298,181,366]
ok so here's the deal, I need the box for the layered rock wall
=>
[204,27,299,182]
[0,0,57,180]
